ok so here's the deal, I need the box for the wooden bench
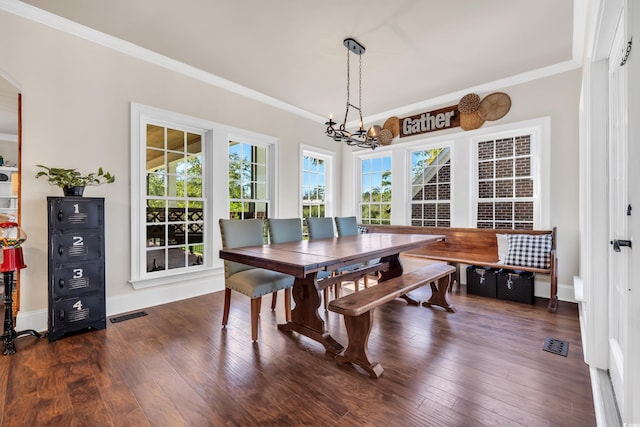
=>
[363,225,559,312]
[328,263,456,378]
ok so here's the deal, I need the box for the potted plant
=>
[35,165,115,196]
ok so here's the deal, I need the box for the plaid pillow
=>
[504,234,552,269]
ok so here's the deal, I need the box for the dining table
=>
[219,232,444,354]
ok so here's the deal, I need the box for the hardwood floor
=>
[0,285,595,426]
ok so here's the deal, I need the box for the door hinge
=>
[621,37,632,66]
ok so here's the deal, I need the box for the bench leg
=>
[448,262,460,292]
[548,268,559,312]
[335,310,384,379]
[422,275,456,313]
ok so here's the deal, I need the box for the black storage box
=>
[497,270,535,304]
[466,266,497,298]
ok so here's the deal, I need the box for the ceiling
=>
[8,0,579,128]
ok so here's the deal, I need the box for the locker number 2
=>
[72,236,84,246]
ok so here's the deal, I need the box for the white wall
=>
[342,70,582,298]
[0,11,336,330]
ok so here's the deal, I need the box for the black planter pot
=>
[63,186,85,197]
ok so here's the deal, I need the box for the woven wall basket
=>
[460,111,485,131]
[478,92,511,121]
[378,128,393,145]
[383,116,400,138]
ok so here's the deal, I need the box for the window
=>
[410,147,451,227]
[131,103,279,289]
[476,134,534,229]
[360,156,391,224]
[144,124,205,274]
[228,141,269,220]
[301,149,334,218]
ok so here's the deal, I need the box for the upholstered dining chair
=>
[219,218,294,342]
[306,216,352,309]
[335,216,372,292]
[267,218,304,244]
[269,217,332,290]
[306,216,335,240]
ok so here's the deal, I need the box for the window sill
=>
[129,266,223,290]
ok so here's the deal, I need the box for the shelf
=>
[0,166,18,173]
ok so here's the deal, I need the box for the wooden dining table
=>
[219,232,444,354]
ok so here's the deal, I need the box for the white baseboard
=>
[590,367,622,427]
[15,308,48,334]
[16,272,226,333]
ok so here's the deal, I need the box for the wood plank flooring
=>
[0,284,595,426]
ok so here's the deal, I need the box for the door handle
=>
[611,239,632,252]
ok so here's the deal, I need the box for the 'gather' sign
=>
[399,105,459,138]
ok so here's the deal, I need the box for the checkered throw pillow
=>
[504,234,552,269]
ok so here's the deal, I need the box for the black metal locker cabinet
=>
[47,197,106,341]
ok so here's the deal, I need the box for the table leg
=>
[422,275,456,313]
[278,273,344,355]
[377,253,403,281]
[378,253,420,305]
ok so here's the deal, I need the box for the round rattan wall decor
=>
[383,116,400,138]
[459,111,485,131]
[478,92,511,121]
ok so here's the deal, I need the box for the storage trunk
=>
[497,270,535,304]
[466,266,497,298]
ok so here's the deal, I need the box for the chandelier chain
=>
[324,37,379,149]
[359,54,362,120]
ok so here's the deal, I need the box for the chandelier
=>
[325,38,379,150]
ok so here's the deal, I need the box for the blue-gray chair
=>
[306,216,350,309]
[335,216,372,291]
[268,218,304,244]
[306,216,336,240]
[219,218,294,341]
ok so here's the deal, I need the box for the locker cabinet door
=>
[50,232,103,264]
[50,293,105,329]
[50,261,104,298]
[49,197,104,231]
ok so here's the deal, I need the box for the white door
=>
[608,7,630,418]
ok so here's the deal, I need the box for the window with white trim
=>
[228,141,269,220]
[476,134,535,229]
[130,103,279,289]
[360,156,392,224]
[301,153,329,218]
[145,124,205,273]
[410,147,451,227]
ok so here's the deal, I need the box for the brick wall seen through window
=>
[411,147,451,227]
[477,135,534,230]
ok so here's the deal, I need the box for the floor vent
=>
[543,337,569,357]
[109,311,148,324]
